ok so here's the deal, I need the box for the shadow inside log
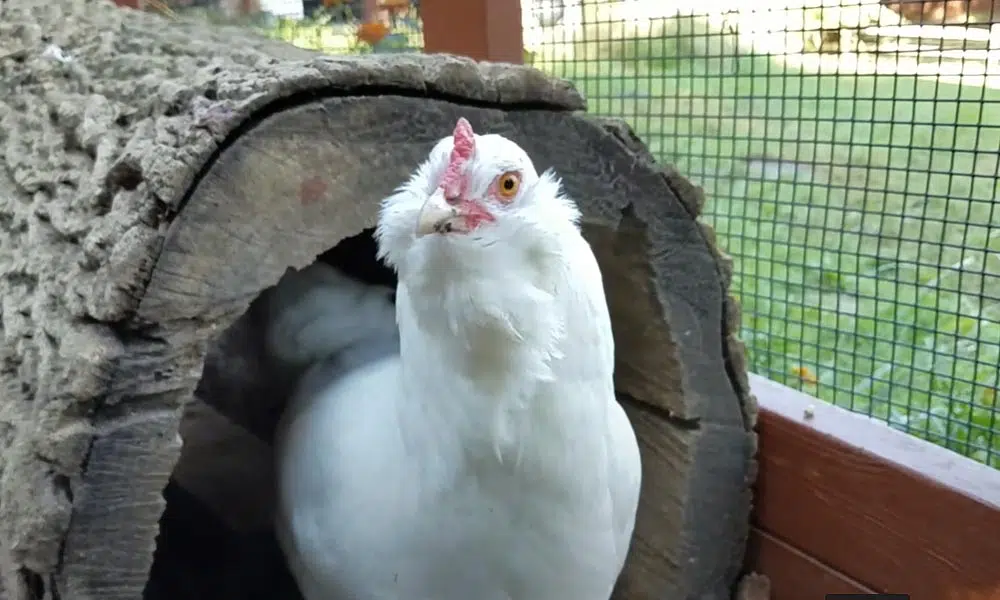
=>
[144,229,396,600]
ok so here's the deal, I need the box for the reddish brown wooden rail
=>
[750,373,1000,600]
[421,0,523,63]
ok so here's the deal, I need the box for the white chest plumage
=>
[275,352,639,600]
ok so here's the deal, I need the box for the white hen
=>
[272,118,642,600]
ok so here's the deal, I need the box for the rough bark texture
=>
[0,1,756,599]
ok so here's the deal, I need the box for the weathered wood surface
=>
[747,374,1000,600]
[0,0,755,598]
[746,528,874,599]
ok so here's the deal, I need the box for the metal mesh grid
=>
[524,0,1000,468]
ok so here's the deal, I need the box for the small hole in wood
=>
[143,228,394,600]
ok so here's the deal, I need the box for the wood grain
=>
[750,373,1000,600]
[421,0,524,63]
[746,527,873,600]
[611,400,753,600]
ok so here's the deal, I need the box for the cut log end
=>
[0,2,755,599]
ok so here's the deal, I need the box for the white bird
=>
[270,117,642,600]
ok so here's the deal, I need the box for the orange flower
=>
[322,0,342,6]
[356,21,390,45]
[791,366,818,385]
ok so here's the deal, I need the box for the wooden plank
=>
[746,527,874,600]
[750,373,1000,599]
[420,0,524,63]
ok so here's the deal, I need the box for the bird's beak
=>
[415,188,469,237]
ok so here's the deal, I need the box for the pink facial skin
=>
[453,198,495,230]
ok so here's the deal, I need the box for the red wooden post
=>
[420,0,524,64]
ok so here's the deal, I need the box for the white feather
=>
[274,127,642,600]
[263,262,398,372]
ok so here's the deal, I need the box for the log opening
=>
[147,229,397,600]
[0,3,755,598]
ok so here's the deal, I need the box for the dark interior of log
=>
[145,229,395,600]
[146,481,298,600]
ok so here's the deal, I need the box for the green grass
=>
[530,20,1000,468]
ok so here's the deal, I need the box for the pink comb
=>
[440,117,475,198]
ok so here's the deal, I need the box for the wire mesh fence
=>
[524,0,1000,468]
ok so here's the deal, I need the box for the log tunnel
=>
[0,1,757,599]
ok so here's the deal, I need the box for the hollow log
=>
[0,1,757,599]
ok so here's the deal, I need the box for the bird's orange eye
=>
[496,172,520,200]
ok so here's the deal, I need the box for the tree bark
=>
[0,1,756,599]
